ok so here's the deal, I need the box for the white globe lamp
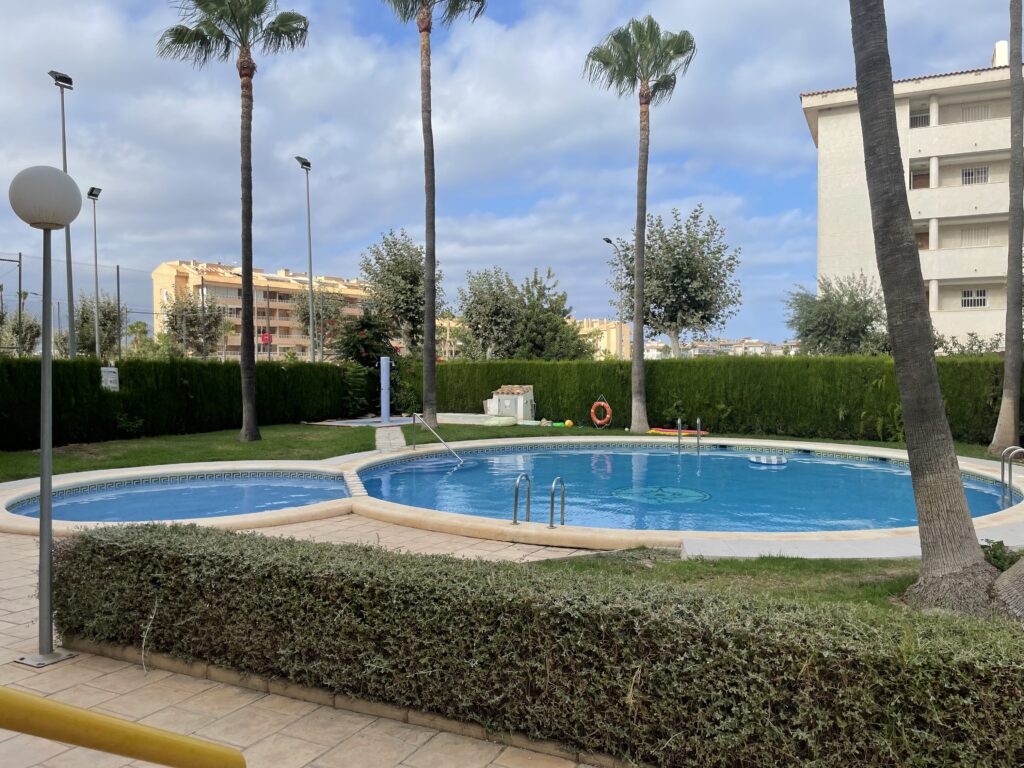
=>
[8,165,81,668]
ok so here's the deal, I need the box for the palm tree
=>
[990,0,1024,455]
[382,0,486,428]
[158,1,309,442]
[585,16,695,434]
[849,0,1003,614]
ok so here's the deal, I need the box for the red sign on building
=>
[261,333,272,345]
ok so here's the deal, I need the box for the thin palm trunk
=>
[238,46,261,441]
[417,4,438,427]
[631,89,651,432]
[991,0,1024,455]
[850,0,994,613]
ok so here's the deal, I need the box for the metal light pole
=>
[87,187,101,358]
[49,70,77,359]
[9,165,83,668]
[295,156,315,362]
[603,237,625,360]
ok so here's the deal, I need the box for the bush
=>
[427,356,1004,442]
[0,358,371,450]
[54,526,1024,767]
[982,540,1023,571]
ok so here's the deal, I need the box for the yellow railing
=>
[0,685,245,767]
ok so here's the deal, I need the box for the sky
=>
[0,0,1010,343]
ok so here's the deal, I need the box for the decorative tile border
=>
[8,470,348,513]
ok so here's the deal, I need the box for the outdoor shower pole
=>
[380,356,391,424]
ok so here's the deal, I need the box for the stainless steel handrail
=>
[696,417,702,456]
[677,418,682,453]
[1006,447,1024,504]
[513,473,531,525]
[411,413,464,464]
[549,477,566,529]
[1001,445,1021,502]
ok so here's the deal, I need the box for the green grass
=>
[0,425,376,482]
[536,550,920,610]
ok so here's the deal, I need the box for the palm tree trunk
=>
[238,46,261,442]
[630,88,651,433]
[991,0,1024,455]
[418,4,438,427]
[850,0,995,614]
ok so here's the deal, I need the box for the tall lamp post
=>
[9,165,82,667]
[48,70,77,359]
[87,187,102,358]
[295,156,315,362]
[603,237,625,361]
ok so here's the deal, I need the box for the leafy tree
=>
[383,0,487,428]
[334,309,394,368]
[0,290,40,356]
[585,16,696,433]
[74,292,127,361]
[785,273,890,356]
[934,332,1005,356]
[289,288,352,361]
[457,267,521,359]
[512,270,595,361]
[162,293,228,358]
[158,0,309,442]
[359,229,443,354]
[609,207,741,356]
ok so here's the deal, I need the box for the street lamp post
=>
[48,70,77,359]
[295,156,315,362]
[87,187,101,358]
[9,165,82,667]
[603,237,625,361]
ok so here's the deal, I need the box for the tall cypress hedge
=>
[430,356,1004,444]
[0,358,370,450]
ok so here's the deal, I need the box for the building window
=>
[910,169,930,189]
[961,166,989,185]
[910,112,930,128]
[961,103,991,122]
[961,289,988,308]
[960,226,991,248]
[915,231,930,250]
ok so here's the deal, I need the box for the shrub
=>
[982,540,1022,571]
[54,526,1024,767]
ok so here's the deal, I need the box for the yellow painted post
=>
[0,686,245,768]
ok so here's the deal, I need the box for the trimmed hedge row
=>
[0,358,371,450]
[430,356,1004,443]
[54,526,1024,767]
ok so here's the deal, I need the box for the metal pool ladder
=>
[1001,445,1024,504]
[678,418,702,455]
[512,473,531,524]
[410,413,463,464]
[549,477,566,528]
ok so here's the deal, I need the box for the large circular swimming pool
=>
[359,446,1009,532]
[10,471,350,523]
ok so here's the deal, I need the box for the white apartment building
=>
[801,41,1016,342]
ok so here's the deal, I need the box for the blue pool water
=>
[12,473,349,523]
[359,446,1008,532]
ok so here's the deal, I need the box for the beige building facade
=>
[801,42,1016,343]
[572,318,633,360]
[152,260,368,359]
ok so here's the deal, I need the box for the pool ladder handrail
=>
[1001,446,1024,503]
[696,417,702,456]
[410,413,464,464]
[512,473,531,524]
[677,417,702,455]
[549,476,566,528]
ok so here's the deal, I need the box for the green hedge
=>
[54,526,1024,767]
[0,358,371,450]
[431,356,1004,443]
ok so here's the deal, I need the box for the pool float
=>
[647,427,709,436]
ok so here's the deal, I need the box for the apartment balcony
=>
[918,245,1007,281]
[907,117,1009,159]
[908,181,1008,220]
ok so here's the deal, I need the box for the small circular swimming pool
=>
[9,471,349,523]
[359,445,1009,532]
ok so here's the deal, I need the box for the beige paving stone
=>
[252,692,320,717]
[0,733,69,768]
[282,706,375,746]
[72,654,133,674]
[46,683,120,709]
[404,732,504,768]
[313,732,418,768]
[137,705,219,735]
[243,733,330,768]
[40,745,134,767]
[492,746,577,768]
[156,671,219,695]
[360,717,436,746]
[18,662,106,694]
[98,682,198,719]
[176,683,265,717]
[194,702,301,747]
[89,666,171,694]
[0,662,39,685]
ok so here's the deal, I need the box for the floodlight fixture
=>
[48,70,73,90]
[87,187,101,200]
[295,155,311,171]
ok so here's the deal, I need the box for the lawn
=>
[536,549,920,611]
[0,424,376,482]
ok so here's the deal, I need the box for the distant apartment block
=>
[151,260,367,359]
[801,41,1016,343]
[572,318,633,360]
[677,338,799,358]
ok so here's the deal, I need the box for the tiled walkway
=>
[0,522,592,768]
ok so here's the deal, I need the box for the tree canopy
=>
[785,273,890,356]
[290,288,353,361]
[162,293,228,358]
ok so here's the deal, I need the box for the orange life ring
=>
[590,400,612,427]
